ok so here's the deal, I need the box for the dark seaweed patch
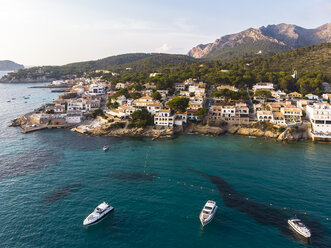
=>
[0,148,62,180]
[43,183,82,204]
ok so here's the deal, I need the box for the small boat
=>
[12,98,16,100]
[103,145,109,152]
[199,200,217,226]
[83,202,114,226]
[7,100,11,103]
[248,136,256,139]
[288,217,311,238]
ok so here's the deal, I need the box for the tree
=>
[130,92,142,99]
[106,97,119,109]
[195,108,209,119]
[254,90,272,99]
[152,91,162,101]
[130,109,153,127]
[91,108,105,118]
[166,97,189,113]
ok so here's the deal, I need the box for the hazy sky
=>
[0,0,330,66]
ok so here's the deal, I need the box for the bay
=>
[0,83,330,248]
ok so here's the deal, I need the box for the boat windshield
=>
[203,210,210,214]
[96,208,103,213]
[205,206,212,210]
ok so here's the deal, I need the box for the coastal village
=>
[13,71,331,142]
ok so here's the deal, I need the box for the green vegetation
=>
[205,39,290,61]
[166,97,189,113]
[152,91,162,101]
[195,108,209,119]
[5,43,330,95]
[211,88,248,101]
[129,109,153,127]
[91,108,105,118]
[254,90,272,99]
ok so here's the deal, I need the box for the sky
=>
[0,0,330,66]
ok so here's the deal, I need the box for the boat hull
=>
[200,205,217,226]
[288,220,311,238]
[83,207,114,226]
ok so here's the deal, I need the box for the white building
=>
[305,94,319,100]
[221,106,236,118]
[133,96,155,107]
[88,83,106,95]
[154,109,175,128]
[66,113,84,124]
[146,103,162,115]
[257,111,273,122]
[306,103,331,134]
[253,82,274,92]
[115,82,128,89]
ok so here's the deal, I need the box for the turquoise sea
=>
[0,82,330,248]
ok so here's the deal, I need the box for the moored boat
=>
[199,200,217,226]
[103,145,109,152]
[288,217,311,238]
[83,202,114,226]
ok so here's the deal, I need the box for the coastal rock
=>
[226,125,239,134]
[11,115,28,127]
[188,123,225,136]
[236,128,266,137]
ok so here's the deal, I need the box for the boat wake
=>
[189,169,331,248]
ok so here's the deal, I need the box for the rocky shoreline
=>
[11,113,313,143]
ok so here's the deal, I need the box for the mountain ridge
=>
[188,23,331,59]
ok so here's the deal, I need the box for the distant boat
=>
[83,202,114,226]
[199,200,217,226]
[103,145,109,152]
[7,100,11,103]
[23,96,30,99]
[12,98,16,100]
[248,136,256,139]
[288,217,311,238]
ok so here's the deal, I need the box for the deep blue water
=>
[0,83,330,248]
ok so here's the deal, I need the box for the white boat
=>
[83,202,114,226]
[103,145,109,152]
[199,200,217,226]
[288,217,311,238]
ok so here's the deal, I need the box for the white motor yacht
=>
[199,200,217,226]
[288,217,311,238]
[103,145,109,152]
[83,202,114,226]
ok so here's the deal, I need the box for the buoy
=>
[246,198,248,200]
[304,212,307,215]
[200,187,203,190]
[190,185,194,187]
[326,218,329,221]
[283,207,287,210]
[270,203,272,206]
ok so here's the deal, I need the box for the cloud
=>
[156,43,171,53]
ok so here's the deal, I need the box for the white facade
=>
[154,109,175,127]
[306,103,331,133]
[253,83,274,92]
[66,114,84,124]
[221,106,236,118]
[88,84,105,95]
[257,111,273,122]
[305,94,319,100]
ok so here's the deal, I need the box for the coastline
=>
[11,113,314,143]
